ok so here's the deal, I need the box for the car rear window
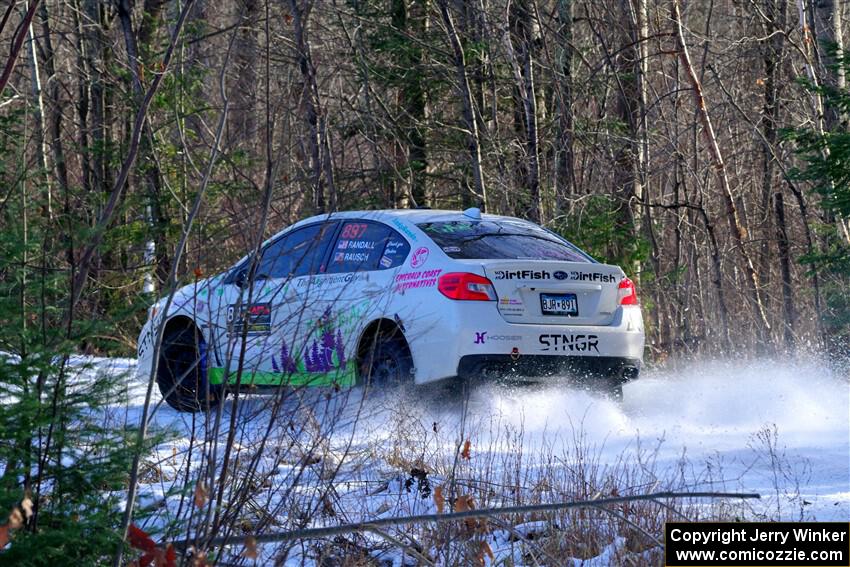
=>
[416,220,592,262]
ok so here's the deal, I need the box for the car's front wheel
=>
[156,324,223,412]
[358,332,414,389]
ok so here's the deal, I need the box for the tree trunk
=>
[610,0,646,265]
[230,0,259,145]
[760,0,795,348]
[392,0,428,207]
[437,0,487,209]
[672,0,772,341]
[555,0,575,211]
[36,1,69,211]
[506,0,541,222]
[290,0,336,213]
[117,0,172,288]
[26,9,52,218]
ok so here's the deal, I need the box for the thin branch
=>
[0,0,42,96]
[172,491,759,548]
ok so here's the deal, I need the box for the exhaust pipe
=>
[622,366,639,381]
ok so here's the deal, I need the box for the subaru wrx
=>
[137,208,645,411]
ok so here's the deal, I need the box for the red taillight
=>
[618,276,638,305]
[438,272,497,301]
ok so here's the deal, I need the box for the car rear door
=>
[300,220,411,382]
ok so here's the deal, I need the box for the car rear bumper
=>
[408,303,645,384]
[457,354,641,383]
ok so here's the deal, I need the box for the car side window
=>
[327,221,410,273]
[257,222,336,280]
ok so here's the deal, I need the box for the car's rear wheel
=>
[157,324,223,412]
[358,332,414,389]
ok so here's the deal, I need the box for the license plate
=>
[540,293,578,316]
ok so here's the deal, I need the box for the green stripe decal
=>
[207,364,356,388]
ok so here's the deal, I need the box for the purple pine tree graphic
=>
[335,329,346,368]
[310,340,325,372]
[304,344,315,372]
[281,341,297,373]
[321,328,335,370]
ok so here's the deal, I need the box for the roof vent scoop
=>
[463,207,482,220]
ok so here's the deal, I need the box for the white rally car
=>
[137,208,645,411]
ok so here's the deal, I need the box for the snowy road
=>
[472,359,850,520]
[111,357,849,517]
[96,356,849,563]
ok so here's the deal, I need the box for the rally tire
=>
[358,334,414,390]
[156,325,223,412]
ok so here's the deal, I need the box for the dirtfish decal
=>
[494,270,617,282]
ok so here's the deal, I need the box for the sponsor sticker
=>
[391,218,417,241]
[228,302,272,334]
[474,332,522,344]
[394,269,442,292]
[296,273,368,288]
[538,333,599,353]
[493,269,617,282]
[410,246,429,268]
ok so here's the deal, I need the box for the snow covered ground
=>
[94,356,848,564]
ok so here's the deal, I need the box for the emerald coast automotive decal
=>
[209,301,370,387]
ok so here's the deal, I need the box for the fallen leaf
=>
[461,439,471,460]
[194,480,208,509]
[190,549,209,566]
[164,544,177,567]
[284,13,293,24]
[453,494,474,513]
[193,267,203,279]
[481,540,494,560]
[7,508,22,529]
[476,540,495,565]
[434,485,445,514]
[128,523,157,553]
[20,497,32,520]
[243,536,258,559]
